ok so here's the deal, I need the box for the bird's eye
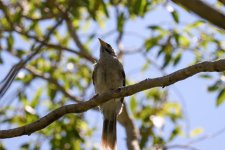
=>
[106,44,111,48]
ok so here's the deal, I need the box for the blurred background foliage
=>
[0,0,225,149]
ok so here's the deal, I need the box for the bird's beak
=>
[98,38,107,47]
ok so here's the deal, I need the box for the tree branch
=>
[65,19,89,53]
[61,7,90,53]
[8,28,96,63]
[0,18,63,98]
[25,66,82,103]
[219,0,225,5]
[27,63,139,148]
[118,105,140,150]
[0,59,225,138]
[172,0,225,30]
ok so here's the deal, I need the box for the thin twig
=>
[187,126,225,145]
[165,144,200,150]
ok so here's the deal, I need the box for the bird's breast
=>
[95,63,123,94]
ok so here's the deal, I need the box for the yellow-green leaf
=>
[190,128,203,137]
[130,96,137,113]
[216,89,225,106]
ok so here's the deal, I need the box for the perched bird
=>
[92,38,125,150]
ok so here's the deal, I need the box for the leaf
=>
[162,53,172,68]
[190,127,203,137]
[87,33,96,43]
[130,96,137,113]
[173,31,180,46]
[179,35,190,47]
[145,35,162,51]
[141,62,150,72]
[20,143,29,149]
[163,102,182,118]
[117,12,125,33]
[147,25,162,31]
[7,34,14,51]
[169,126,181,141]
[199,74,212,79]
[153,136,165,145]
[17,49,26,57]
[31,88,42,107]
[33,23,42,37]
[101,0,109,17]
[81,20,91,32]
[134,0,143,15]
[146,88,161,100]
[48,84,57,100]
[171,10,179,23]
[20,93,29,106]
[157,48,164,57]
[166,5,179,23]
[0,53,3,64]
[185,20,205,31]
[216,89,225,106]
[173,53,182,66]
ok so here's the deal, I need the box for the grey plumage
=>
[92,38,125,150]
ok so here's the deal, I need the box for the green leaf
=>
[199,74,212,79]
[179,35,190,47]
[31,88,43,107]
[185,20,205,31]
[163,102,182,118]
[173,53,182,66]
[20,93,29,106]
[20,143,29,149]
[173,31,180,46]
[153,136,165,145]
[33,23,42,37]
[167,5,179,23]
[101,0,109,17]
[134,0,143,15]
[162,53,172,68]
[169,126,181,141]
[147,25,162,31]
[17,49,27,57]
[7,34,14,51]
[171,10,179,23]
[216,89,225,106]
[145,35,162,51]
[48,84,57,100]
[130,96,137,113]
[117,12,125,33]
[146,88,161,100]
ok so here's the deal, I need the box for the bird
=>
[92,38,125,150]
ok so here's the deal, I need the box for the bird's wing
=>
[92,63,98,86]
[119,63,125,103]
[122,68,126,86]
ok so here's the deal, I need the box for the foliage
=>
[0,0,225,149]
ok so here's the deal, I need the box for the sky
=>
[1,1,225,150]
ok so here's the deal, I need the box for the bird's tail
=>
[101,117,117,150]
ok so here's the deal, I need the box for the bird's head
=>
[98,38,116,57]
